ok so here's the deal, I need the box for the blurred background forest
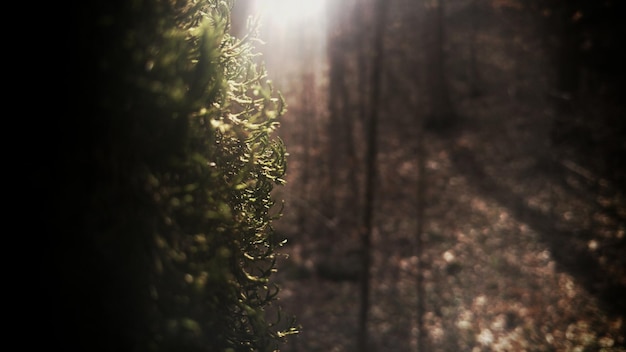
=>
[232,0,626,351]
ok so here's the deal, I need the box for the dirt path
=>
[270,1,626,351]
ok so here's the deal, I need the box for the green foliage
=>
[56,0,297,351]
[142,4,296,350]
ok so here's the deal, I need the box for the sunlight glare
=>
[255,0,326,25]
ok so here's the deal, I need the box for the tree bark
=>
[425,0,455,129]
[358,0,388,350]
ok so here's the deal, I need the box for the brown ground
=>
[254,1,626,351]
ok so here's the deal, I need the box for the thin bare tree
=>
[358,0,388,350]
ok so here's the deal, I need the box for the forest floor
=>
[265,2,626,351]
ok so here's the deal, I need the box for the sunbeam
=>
[256,0,326,25]
[239,0,328,94]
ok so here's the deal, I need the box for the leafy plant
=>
[144,2,297,351]
[60,1,297,351]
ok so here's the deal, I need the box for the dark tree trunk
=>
[415,121,427,352]
[358,0,388,350]
[424,0,455,130]
[469,0,483,97]
[555,5,580,99]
